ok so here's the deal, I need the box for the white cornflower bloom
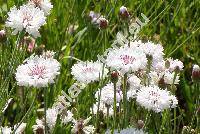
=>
[152,60,166,72]
[105,127,146,134]
[14,123,27,134]
[128,74,141,88]
[127,75,141,100]
[29,0,53,15]
[53,95,70,112]
[61,110,74,124]
[193,64,200,72]
[46,108,58,131]
[72,117,95,134]
[149,71,180,85]
[32,119,45,134]
[164,71,180,84]
[0,126,12,134]
[136,86,178,112]
[138,41,164,67]
[91,102,114,116]
[15,55,60,88]
[6,4,46,37]
[106,45,147,74]
[119,127,146,134]
[167,58,184,72]
[42,50,55,59]
[89,11,101,23]
[95,83,122,106]
[0,29,6,37]
[71,61,108,84]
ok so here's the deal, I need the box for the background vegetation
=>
[0,0,199,133]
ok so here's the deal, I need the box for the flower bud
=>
[97,17,108,29]
[158,77,166,89]
[0,30,6,42]
[111,71,119,83]
[192,64,200,82]
[137,120,144,129]
[119,6,130,19]
[0,30,5,37]
[35,45,45,56]
[165,60,170,69]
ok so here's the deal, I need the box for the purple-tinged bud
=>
[0,30,5,37]
[0,30,6,42]
[97,17,108,29]
[119,6,130,19]
[192,64,200,82]
[137,120,144,129]
[111,71,119,83]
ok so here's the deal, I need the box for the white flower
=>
[89,11,101,23]
[106,45,147,74]
[29,0,53,15]
[42,50,55,59]
[119,127,146,134]
[138,41,164,67]
[0,29,6,37]
[193,64,200,72]
[105,127,146,134]
[119,6,128,14]
[6,4,46,37]
[0,126,12,134]
[152,60,166,72]
[71,61,108,84]
[128,74,141,88]
[14,123,27,134]
[91,102,114,116]
[167,58,184,72]
[46,108,58,131]
[72,117,95,134]
[149,71,180,85]
[53,95,70,112]
[32,119,45,134]
[95,83,122,105]
[136,85,178,112]
[15,55,60,87]
[61,110,74,124]
[164,71,180,84]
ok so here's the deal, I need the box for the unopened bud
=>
[0,30,6,42]
[119,6,130,19]
[192,64,200,82]
[137,120,144,129]
[35,45,45,56]
[97,17,108,29]
[111,71,119,83]
[165,60,170,69]
[158,77,166,89]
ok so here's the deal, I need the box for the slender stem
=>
[44,88,48,134]
[113,82,117,129]
[122,73,128,128]
[13,90,37,133]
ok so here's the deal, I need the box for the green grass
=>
[0,0,199,133]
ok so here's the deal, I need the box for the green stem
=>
[122,73,128,128]
[44,88,48,134]
[113,82,117,129]
[13,90,37,133]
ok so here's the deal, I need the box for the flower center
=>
[120,55,136,65]
[28,65,46,78]
[22,11,33,26]
[31,0,42,6]
[149,90,160,104]
[82,67,95,73]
